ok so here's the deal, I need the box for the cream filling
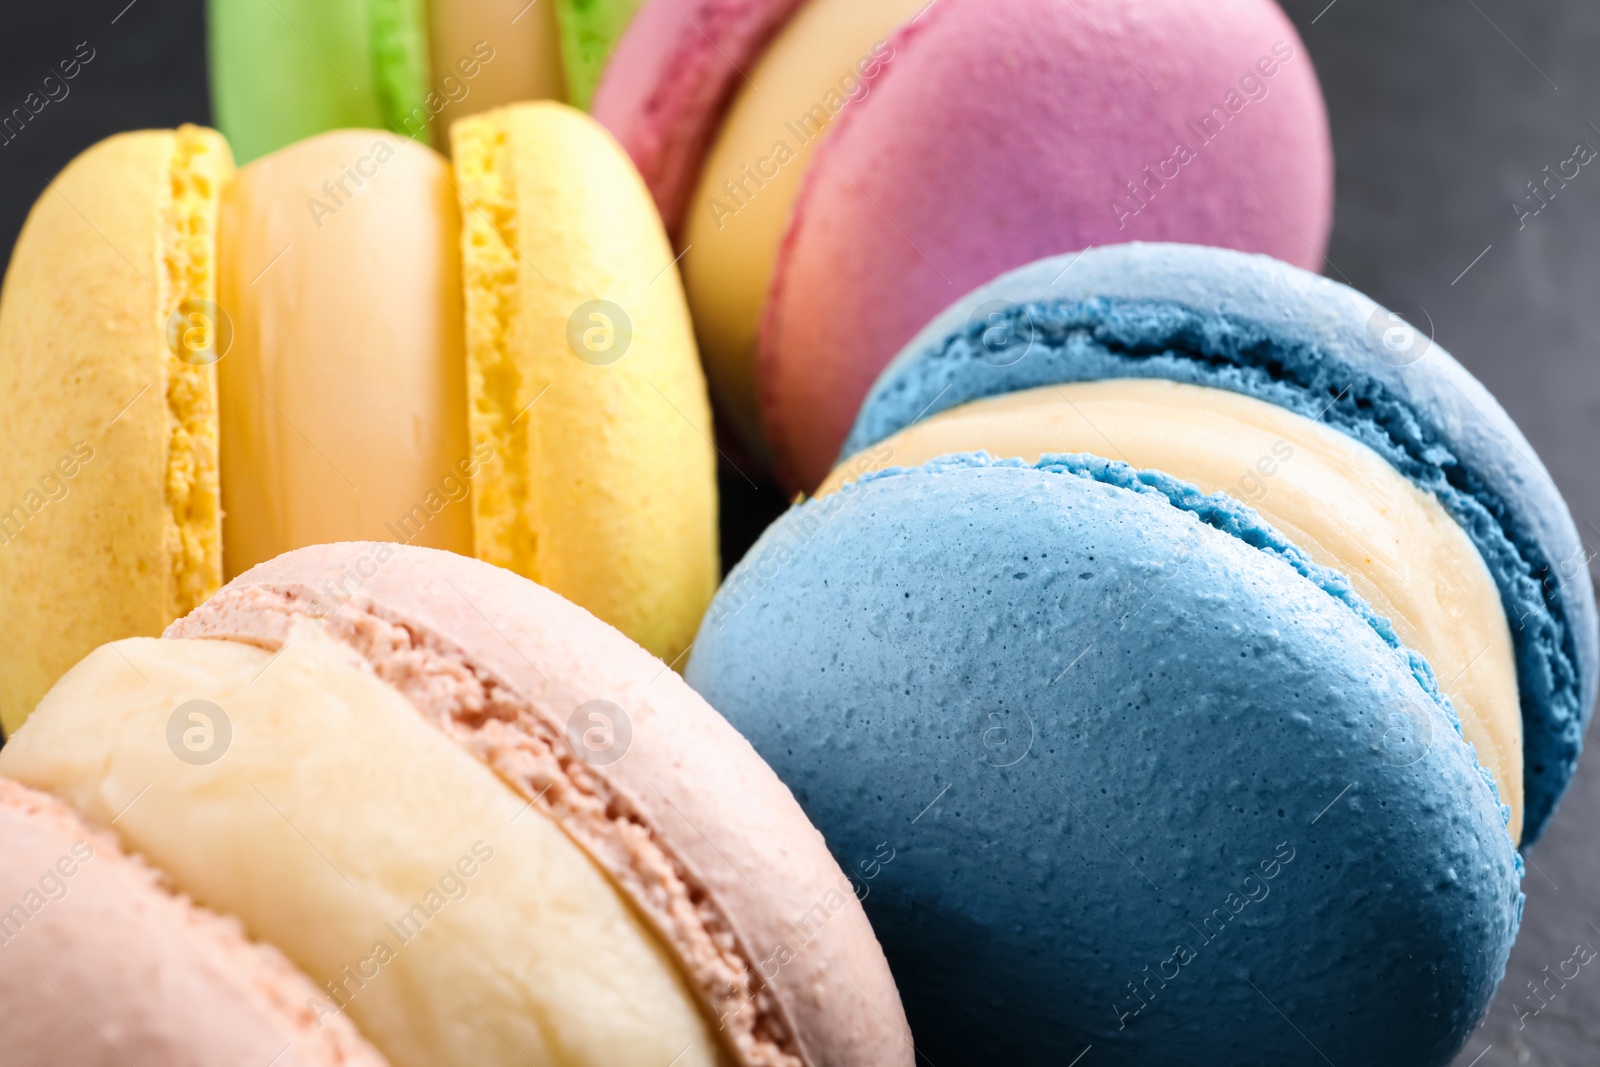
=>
[822,379,1523,841]
[681,0,920,451]
[0,626,727,1067]
[217,131,474,580]
[427,0,565,147]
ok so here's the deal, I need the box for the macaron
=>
[0,542,911,1067]
[686,245,1598,1063]
[208,0,646,164]
[593,0,1334,485]
[0,105,716,734]
[0,778,389,1066]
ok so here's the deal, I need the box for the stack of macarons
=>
[687,244,1598,1064]
[208,0,646,162]
[0,543,911,1067]
[0,103,717,733]
[593,0,1335,484]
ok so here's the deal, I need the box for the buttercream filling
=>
[682,0,920,450]
[0,627,738,1067]
[216,131,474,579]
[823,378,1524,841]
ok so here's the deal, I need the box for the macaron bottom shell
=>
[687,455,1521,1065]
[0,626,727,1067]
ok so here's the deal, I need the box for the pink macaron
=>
[595,0,1333,489]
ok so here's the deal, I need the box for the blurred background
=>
[2,1,1597,1062]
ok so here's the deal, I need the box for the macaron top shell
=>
[592,0,808,232]
[0,779,389,1067]
[756,0,1333,487]
[167,542,911,1067]
[687,453,1522,1064]
[842,243,1598,845]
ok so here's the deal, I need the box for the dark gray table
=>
[1275,2,1600,1063]
[1,0,1596,1062]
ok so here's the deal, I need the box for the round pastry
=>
[208,0,646,163]
[0,778,388,1066]
[0,106,716,734]
[594,0,1333,484]
[0,542,910,1067]
[686,245,1598,1064]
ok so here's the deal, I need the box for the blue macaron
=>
[687,245,1595,1063]
[689,452,1523,1064]
[842,243,1595,846]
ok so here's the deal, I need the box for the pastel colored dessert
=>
[593,0,1334,485]
[0,542,911,1067]
[209,0,645,163]
[686,245,1598,1063]
[0,107,716,734]
[0,778,389,1067]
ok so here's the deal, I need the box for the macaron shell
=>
[0,779,389,1067]
[208,0,431,164]
[452,102,718,664]
[687,456,1522,1065]
[559,0,648,110]
[844,242,1599,845]
[0,128,232,736]
[591,0,809,232]
[760,0,1333,489]
[168,542,913,1067]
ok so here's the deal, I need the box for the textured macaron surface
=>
[843,243,1598,846]
[755,0,1333,487]
[687,455,1523,1065]
[0,127,232,736]
[0,780,389,1067]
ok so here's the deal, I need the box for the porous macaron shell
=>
[0,127,232,737]
[758,0,1332,489]
[686,454,1522,1065]
[166,542,912,1067]
[843,242,1599,846]
[451,101,720,666]
[0,779,390,1067]
[592,0,808,232]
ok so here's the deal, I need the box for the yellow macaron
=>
[0,103,716,734]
